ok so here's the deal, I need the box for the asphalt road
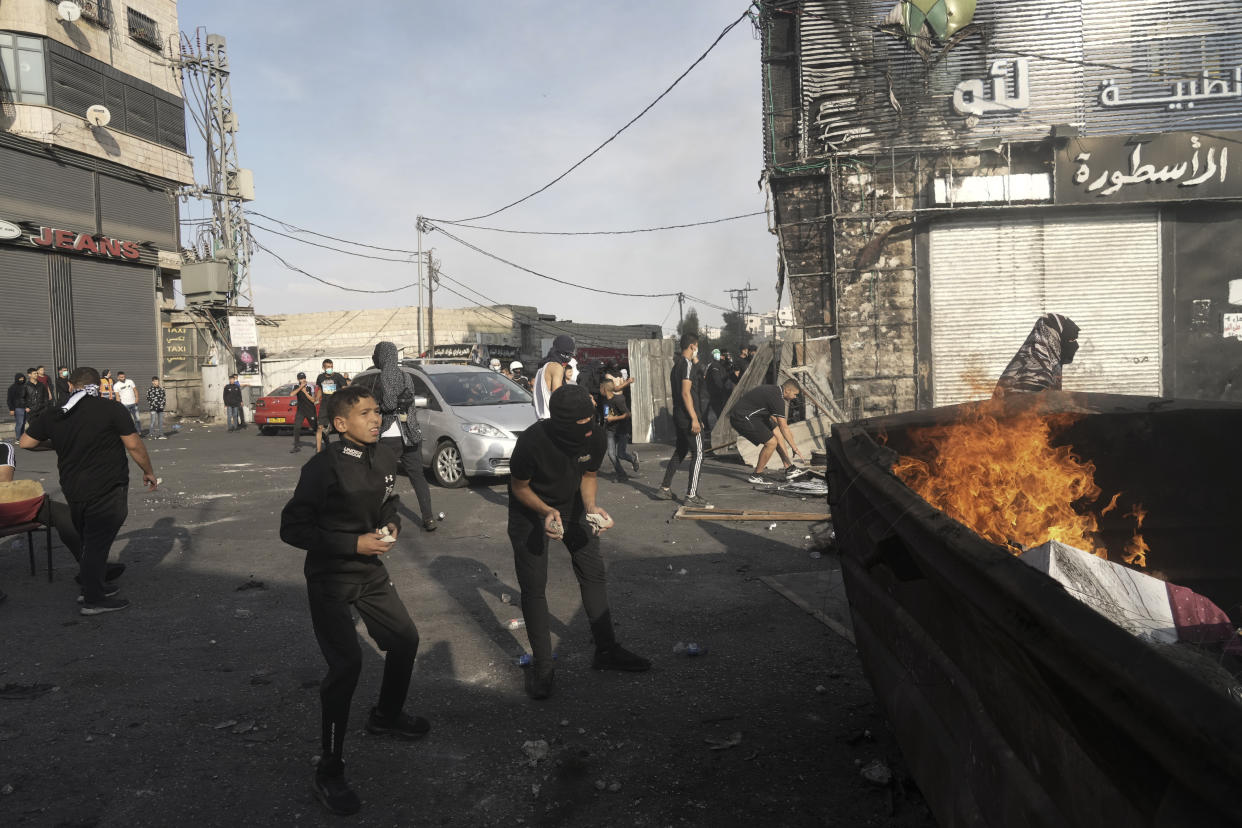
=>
[0,422,934,827]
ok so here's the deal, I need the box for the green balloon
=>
[943,0,977,36]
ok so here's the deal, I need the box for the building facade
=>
[760,0,1242,416]
[0,0,190,398]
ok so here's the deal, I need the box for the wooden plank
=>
[674,506,829,521]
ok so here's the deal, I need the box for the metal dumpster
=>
[826,392,1242,827]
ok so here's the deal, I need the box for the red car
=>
[253,382,316,434]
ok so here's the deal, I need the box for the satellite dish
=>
[57,1,82,22]
[85,104,111,127]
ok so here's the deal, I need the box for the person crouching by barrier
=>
[508,384,650,701]
[731,380,808,484]
[280,385,428,816]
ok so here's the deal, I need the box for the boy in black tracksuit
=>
[280,385,428,816]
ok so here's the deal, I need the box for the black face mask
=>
[1061,339,1079,364]
[549,417,592,456]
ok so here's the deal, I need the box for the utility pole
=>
[678,292,685,329]
[427,250,438,356]
[180,32,254,306]
[416,216,424,358]
[725,282,758,317]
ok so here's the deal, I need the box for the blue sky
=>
[176,1,773,334]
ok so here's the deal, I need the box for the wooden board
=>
[674,506,829,521]
[628,338,679,444]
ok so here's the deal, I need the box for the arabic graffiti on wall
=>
[1056,131,1240,204]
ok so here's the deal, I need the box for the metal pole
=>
[416,217,424,358]
[678,292,685,329]
[427,251,436,356]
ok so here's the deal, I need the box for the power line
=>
[250,221,416,263]
[251,239,420,294]
[451,5,756,223]
[427,210,769,236]
[249,211,420,254]
[428,223,682,299]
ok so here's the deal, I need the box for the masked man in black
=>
[368,341,435,531]
[508,384,650,700]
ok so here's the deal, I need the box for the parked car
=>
[253,382,316,434]
[351,363,537,487]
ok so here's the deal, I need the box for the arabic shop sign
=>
[1100,68,1242,112]
[953,58,1029,117]
[1056,131,1240,205]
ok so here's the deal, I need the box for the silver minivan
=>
[352,363,536,487]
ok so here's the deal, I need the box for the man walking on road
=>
[315,358,349,454]
[20,367,157,615]
[509,384,650,700]
[658,333,710,506]
[147,377,167,439]
[291,372,318,454]
[223,374,244,432]
[7,373,27,438]
[114,371,140,431]
[54,366,71,406]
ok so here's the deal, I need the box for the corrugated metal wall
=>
[70,259,159,407]
[928,209,1162,405]
[781,0,1242,157]
[0,145,97,231]
[0,249,54,381]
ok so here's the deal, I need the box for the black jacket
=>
[21,380,50,412]
[280,438,400,582]
[222,382,243,407]
[6,376,25,411]
[55,376,71,406]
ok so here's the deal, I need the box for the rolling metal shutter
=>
[0,249,53,382]
[99,175,177,251]
[0,145,96,231]
[929,209,1161,405]
[69,259,159,407]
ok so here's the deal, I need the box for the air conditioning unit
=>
[181,261,231,303]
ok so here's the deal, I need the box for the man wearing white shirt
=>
[113,371,140,432]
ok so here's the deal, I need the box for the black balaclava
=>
[542,334,576,367]
[1049,313,1081,363]
[13,373,25,385]
[547,384,595,456]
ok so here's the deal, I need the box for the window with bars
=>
[0,33,48,104]
[126,7,161,51]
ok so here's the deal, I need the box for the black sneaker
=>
[313,768,361,816]
[524,665,555,700]
[631,454,640,473]
[422,518,438,532]
[592,645,651,672]
[747,473,768,484]
[77,584,120,604]
[290,446,302,454]
[657,487,675,500]
[365,707,430,740]
[785,466,809,481]
[75,563,126,585]
[80,596,130,616]
[683,494,713,508]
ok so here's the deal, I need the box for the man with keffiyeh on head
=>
[370,341,436,531]
[20,367,157,615]
[508,384,650,701]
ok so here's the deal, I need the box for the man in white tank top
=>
[533,335,576,420]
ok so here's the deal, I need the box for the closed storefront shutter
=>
[0,145,96,231]
[929,209,1161,405]
[0,249,53,380]
[70,259,159,407]
[99,175,177,251]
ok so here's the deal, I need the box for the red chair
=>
[0,494,55,582]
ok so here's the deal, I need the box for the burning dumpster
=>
[825,392,1242,827]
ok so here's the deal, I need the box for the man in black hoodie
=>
[7,373,27,438]
[280,385,426,817]
[509,384,650,701]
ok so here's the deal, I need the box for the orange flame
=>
[891,398,1143,562]
[1123,504,1149,567]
